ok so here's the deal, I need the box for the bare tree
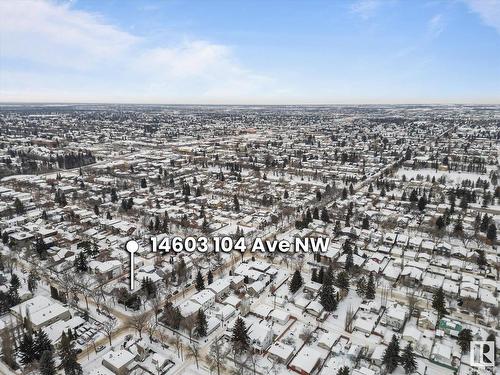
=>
[101,300,112,316]
[101,318,117,346]
[91,273,108,309]
[186,343,201,369]
[4,254,17,275]
[246,349,259,375]
[167,334,182,358]
[490,306,499,327]
[146,319,158,342]
[406,289,419,317]
[75,274,93,310]
[148,294,164,323]
[56,271,76,303]
[462,297,482,315]
[157,327,169,349]
[90,286,105,310]
[299,326,314,345]
[127,312,149,339]
[344,305,354,333]
[206,336,227,375]
[182,314,197,342]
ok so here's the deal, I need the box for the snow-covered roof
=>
[102,349,136,369]
[268,341,294,361]
[289,346,322,374]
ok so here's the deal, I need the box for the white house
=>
[10,296,71,330]
[248,321,273,352]
[102,349,136,374]
[207,278,231,300]
[190,289,216,310]
[384,304,408,331]
[289,346,323,375]
[267,341,294,364]
[270,309,290,325]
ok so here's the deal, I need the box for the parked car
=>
[96,345,105,352]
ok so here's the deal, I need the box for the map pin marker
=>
[126,240,139,290]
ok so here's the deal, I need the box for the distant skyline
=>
[1,0,500,104]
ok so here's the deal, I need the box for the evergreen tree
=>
[313,207,319,220]
[154,216,160,232]
[356,276,366,298]
[345,249,354,272]
[401,343,417,374]
[477,250,488,268]
[35,237,48,258]
[202,218,210,234]
[454,216,463,234]
[74,252,88,272]
[383,334,401,373]
[436,216,445,230]
[34,330,52,360]
[409,190,418,203]
[480,214,490,232]
[195,270,205,291]
[231,317,250,354]
[459,195,468,210]
[320,207,330,223]
[207,270,214,285]
[487,223,497,242]
[10,273,20,291]
[19,333,35,365]
[417,195,427,211]
[336,271,350,291]
[110,188,118,203]
[2,231,9,244]
[140,178,147,188]
[457,328,473,353]
[196,309,208,337]
[141,277,157,298]
[59,192,68,207]
[311,268,318,282]
[320,266,337,311]
[289,270,303,294]
[336,366,350,375]
[432,287,448,319]
[366,273,376,300]
[345,212,351,227]
[362,216,369,229]
[342,187,348,200]
[14,198,25,214]
[93,204,99,216]
[316,190,322,201]
[39,350,56,375]
[305,209,312,223]
[318,267,324,284]
[233,195,240,212]
[59,331,83,375]
[28,271,38,293]
[121,198,128,211]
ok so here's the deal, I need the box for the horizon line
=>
[1,101,500,107]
